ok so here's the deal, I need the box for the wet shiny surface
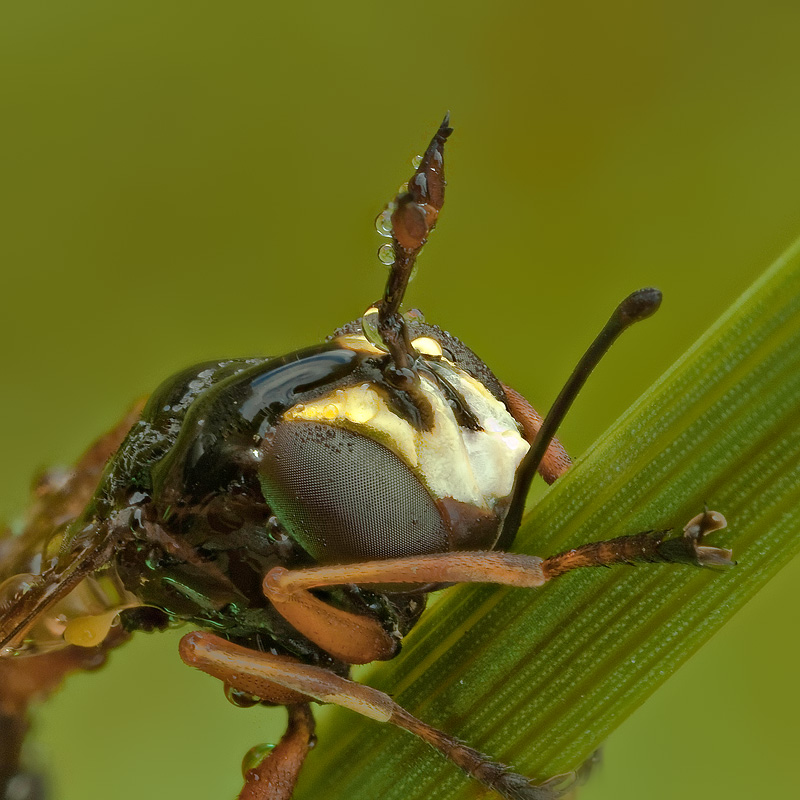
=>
[2,3,800,799]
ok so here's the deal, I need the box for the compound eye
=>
[257,421,449,563]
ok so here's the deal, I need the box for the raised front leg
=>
[263,510,731,596]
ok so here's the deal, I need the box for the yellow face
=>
[290,331,530,516]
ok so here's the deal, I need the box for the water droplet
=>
[412,154,423,169]
[377,243,394,266]
[0,573,39,615]
[374,209,393,238]
[345,385,380,424]
[225,684,261,709]
[398,182,409,195]
[242,743,276,776]
[361,307,388,352]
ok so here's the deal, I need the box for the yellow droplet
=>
[323,404,339,420]
[63,609,121,647]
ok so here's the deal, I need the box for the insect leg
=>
[539,509,732,578]
[500,382,571,485]
[239,704,315,800]
[263,578,398,664]
[179,631,567,800]
[265,552,548,594]
[263,510,731,595]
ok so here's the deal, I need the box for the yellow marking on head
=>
[343,384,380,424]
[286,385,382,427]
[332,333,385,356]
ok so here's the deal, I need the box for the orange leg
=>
[501,383,571,485]
[182,512,729,800]
[264,510,731,596]
[239,705,316,800]
[179,632,566,800]
[262,581,397,665]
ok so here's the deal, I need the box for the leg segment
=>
[262,581,397,664]
[240,705,315,800]
[541,509,731,578]
[266,552,548,594]
[185,513,729,799]
[264,510,730,596]
[179,631,566,800]
[501,383,571,485]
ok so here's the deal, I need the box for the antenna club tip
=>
[617,287,662,324]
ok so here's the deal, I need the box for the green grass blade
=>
[293,237,800,800]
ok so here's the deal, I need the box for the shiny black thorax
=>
[92,319,510,669]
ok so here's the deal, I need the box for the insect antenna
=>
[376,113,452,372]
[500,288,662,544]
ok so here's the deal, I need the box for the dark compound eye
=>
[257,421,449,563]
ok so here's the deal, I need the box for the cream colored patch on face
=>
[282,359,529,512]
[284,384,418,464]
[429,365,530,502]
[334,331,443,359]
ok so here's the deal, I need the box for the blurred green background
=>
[1,2,799,798]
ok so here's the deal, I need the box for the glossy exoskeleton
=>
[0,116,732,800]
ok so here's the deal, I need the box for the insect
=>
[0,116,731,800]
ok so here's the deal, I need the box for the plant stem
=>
[293,237,800,800]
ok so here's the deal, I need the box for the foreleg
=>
[263,510,731,596]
